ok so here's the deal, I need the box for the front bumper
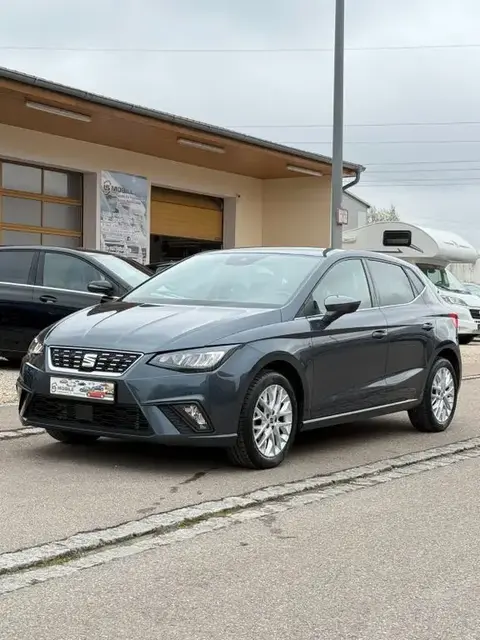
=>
[467,307,480,335]
[16,350,252,448]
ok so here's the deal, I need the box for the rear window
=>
[405,268,426,296]
[0,250,35,285]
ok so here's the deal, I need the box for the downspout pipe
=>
[342,167,363,192]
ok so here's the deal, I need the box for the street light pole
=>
[330,0,345,249]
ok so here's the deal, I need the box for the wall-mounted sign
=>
[336,207,349,225]
[99,171,149,264]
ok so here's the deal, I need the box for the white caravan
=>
[343,221,480,344]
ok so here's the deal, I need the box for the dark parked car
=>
[146,260,179,273]
[18,248,461,469]
[0,246,151,363]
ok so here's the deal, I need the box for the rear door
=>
[306,257,389,422]
[0,248,39,356]
[31,250,114,330]
[365,258,436,403]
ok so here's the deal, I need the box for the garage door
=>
[150,187,223,242]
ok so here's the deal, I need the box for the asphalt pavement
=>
[1,454,479,639]
[2,378,480,554]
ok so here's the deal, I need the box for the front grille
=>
[49,347,141,375]
[25,395,152,434]
[470,308,480,320]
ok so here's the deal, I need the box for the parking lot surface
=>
[1,375,480,554]
[2,453,480,639]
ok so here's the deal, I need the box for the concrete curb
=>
[2,435,480,578]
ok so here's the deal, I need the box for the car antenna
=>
[322,247,336,257]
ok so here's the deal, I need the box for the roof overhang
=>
[0,66,364,180]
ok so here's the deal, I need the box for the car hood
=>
[460,292,480,308]
[46,301,282,352]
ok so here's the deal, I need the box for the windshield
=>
[418,265,468,295]
[87,252,151,288]
[123,251,322,307]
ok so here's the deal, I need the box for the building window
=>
[0,160,83,247]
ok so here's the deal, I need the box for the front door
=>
[306,258,389,421]
[31,251,109,333]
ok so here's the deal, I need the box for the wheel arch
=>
[243,352,309,422]
[433,343,461,386]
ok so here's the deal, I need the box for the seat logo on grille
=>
[81,353,98,369]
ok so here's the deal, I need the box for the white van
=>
[343,221,480,344]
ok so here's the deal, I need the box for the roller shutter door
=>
[150,187,223,242]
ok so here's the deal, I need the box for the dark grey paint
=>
[18,248,461,447]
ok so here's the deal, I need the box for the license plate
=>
[49,377,115,402]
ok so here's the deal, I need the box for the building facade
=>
[0,67,364,263]
[341,191,371,233]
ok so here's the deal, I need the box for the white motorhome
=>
[343,221,480,344]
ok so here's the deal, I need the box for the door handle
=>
[422,322,434,331]
[39,295,57,304]
[371,329,388,339]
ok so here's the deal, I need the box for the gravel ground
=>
[0,360,19,404]
[2,343,480,405]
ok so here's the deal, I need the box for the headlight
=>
[27,335,44,356]
[148,346,238,371]
[441,295,467,307]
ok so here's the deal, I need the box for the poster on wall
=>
[99,170,149,265]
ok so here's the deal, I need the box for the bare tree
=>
[367,205,399,225]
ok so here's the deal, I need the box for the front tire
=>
[408,357,458,433]
[45,429,100,445]
[228,371,298,469]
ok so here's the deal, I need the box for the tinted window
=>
[0,250,35,284]
[405,268,426,297]
[42,253,105,292]
[368,260,415,306]
[312,259,372,312]
[123,252,322,308]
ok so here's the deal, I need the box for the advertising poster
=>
[99,171,149,264]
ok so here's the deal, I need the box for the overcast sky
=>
[1,0,480,242]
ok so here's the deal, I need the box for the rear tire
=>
[45,429,100,445]
[459,335,475,345]
[227,371,298,470]
[408,357,458,433]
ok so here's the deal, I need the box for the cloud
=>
[1,0,479,243]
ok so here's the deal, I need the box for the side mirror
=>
[87,280,114,296]
[324,295,361,316]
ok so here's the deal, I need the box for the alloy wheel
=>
[252,384,293,458]
[430,366,455,424]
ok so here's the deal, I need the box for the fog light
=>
[179,404,211,432]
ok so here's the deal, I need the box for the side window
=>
[368,260,415,307]
[311,259,372,312]
[405,268,426,297]
[0,250,35,285]
[42,253,105,292]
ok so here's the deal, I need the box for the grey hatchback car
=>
[18,247,461,469]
